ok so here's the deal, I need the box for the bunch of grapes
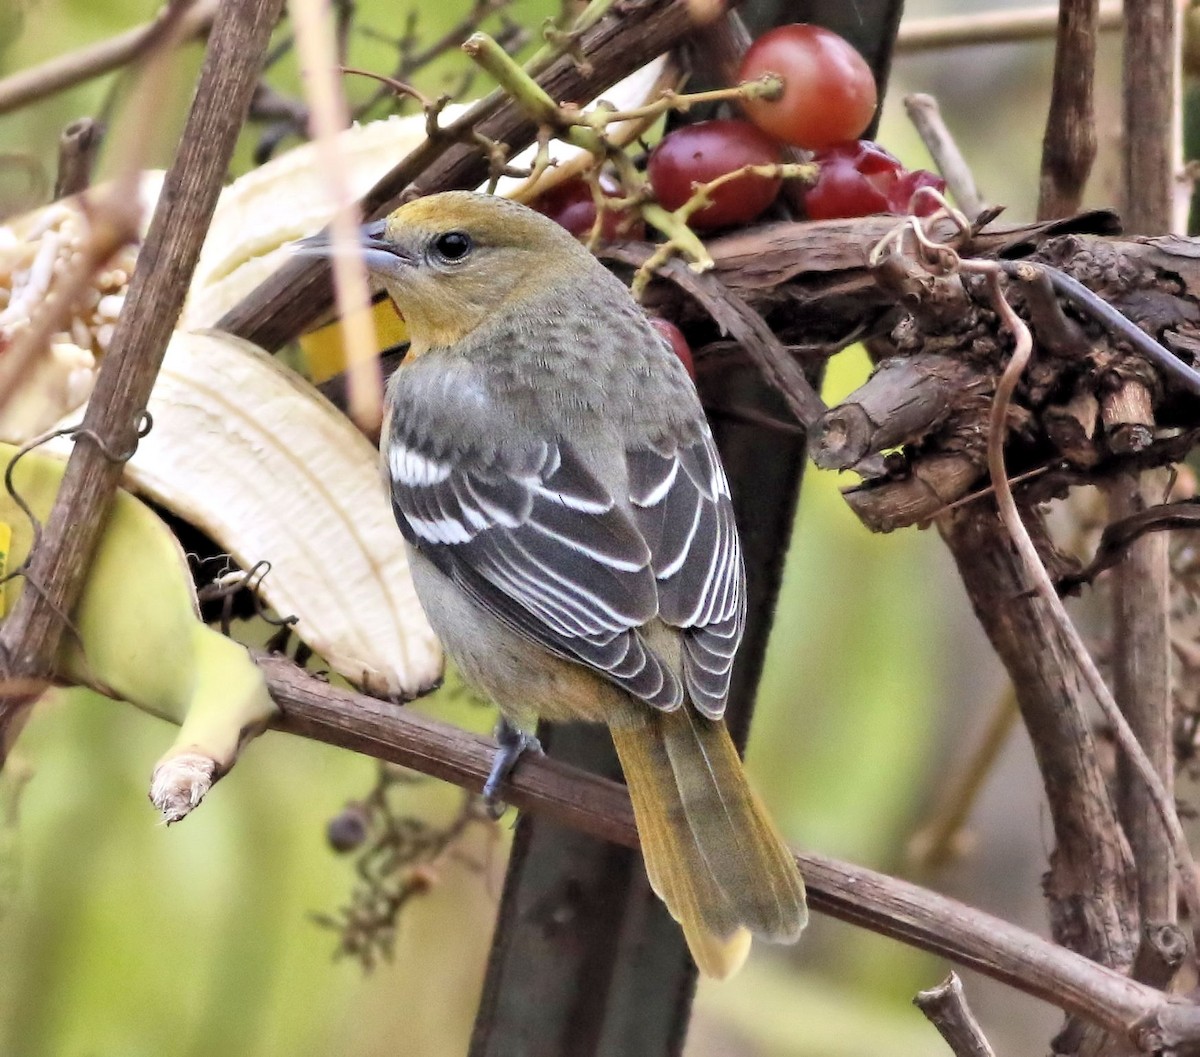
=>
[530,23,946,369]
[536,23,946,232]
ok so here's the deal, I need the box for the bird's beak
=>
[292,219,414,275]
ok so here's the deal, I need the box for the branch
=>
[0,0,283,718]
[1122,0,1178,235]
[1110,469,1177,953]
[1037,0,1098,220]
[1061,500,1200,589]
[257,654,1200,1051]
[903,94,986,221]
[0,0,219,117]
[895,3,1122,54]
[914,974,997,1057]
[970,261,1200,941]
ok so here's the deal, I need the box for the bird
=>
[348,189,806,978]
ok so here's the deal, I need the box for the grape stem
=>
[463,31,815,298]
[574,74,784,129]
[462,30,712,280]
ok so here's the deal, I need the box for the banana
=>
[45,329,443,699]
[0,442,276,821]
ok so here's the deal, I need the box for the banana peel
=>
[0,442,276,821]
[45,330,444,702]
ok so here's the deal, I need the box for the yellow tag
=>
[0,522,10,619]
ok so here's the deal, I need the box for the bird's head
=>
[355,191,596,353]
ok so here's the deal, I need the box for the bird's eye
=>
[432,231,472,263]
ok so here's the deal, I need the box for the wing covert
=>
[628,430,746,719]
[388,429,684,710]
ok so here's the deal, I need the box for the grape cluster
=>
[529,22,947,373]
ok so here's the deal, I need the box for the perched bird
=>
[354,190,806,978]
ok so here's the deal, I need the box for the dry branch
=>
[914,974,997,1057]
[903,94,986,221]
[1111,0,1179,985]
[1123,0,1178,236]
[941,503,1138,968]
[1112,468,1177,963]
[1038,0,1099,220]
[259,653,1200,1052]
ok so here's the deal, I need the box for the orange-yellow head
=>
[359,191,598,353]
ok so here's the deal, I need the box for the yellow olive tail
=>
[610,706,807,979]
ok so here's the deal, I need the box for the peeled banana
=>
[0,442,277,820]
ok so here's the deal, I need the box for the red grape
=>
[802,140,946,220]
[649,317,695,379]
[530,177,645,240]
[803,141,898,220]
[890,168,947,217]
[738,24,877,150]
[648,119,782,230]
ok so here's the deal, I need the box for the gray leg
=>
[483,717,543,816]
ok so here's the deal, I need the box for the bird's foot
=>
[483,718,543,818]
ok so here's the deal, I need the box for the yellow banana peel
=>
[0,442,276,821]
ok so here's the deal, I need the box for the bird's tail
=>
[609,705,807,979]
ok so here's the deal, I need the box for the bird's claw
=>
[483,718,543,818]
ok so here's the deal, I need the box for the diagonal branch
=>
[258,653,1200,1052]
[0,0,220,116]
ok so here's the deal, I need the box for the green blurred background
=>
[0,2,1130,1054]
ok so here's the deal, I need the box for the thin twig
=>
[914,973,997,1057]
[1061,501,1200,589]
[257,653,1200,1050]
[895,3,1122,54]
[903,94,985,221]
[0,0,219,117]
[908,686,1019,871]
[0,0,201,419]
[288,0,382,435]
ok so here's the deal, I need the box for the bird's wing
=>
[387,431,684,710]
[627,429,746,719]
